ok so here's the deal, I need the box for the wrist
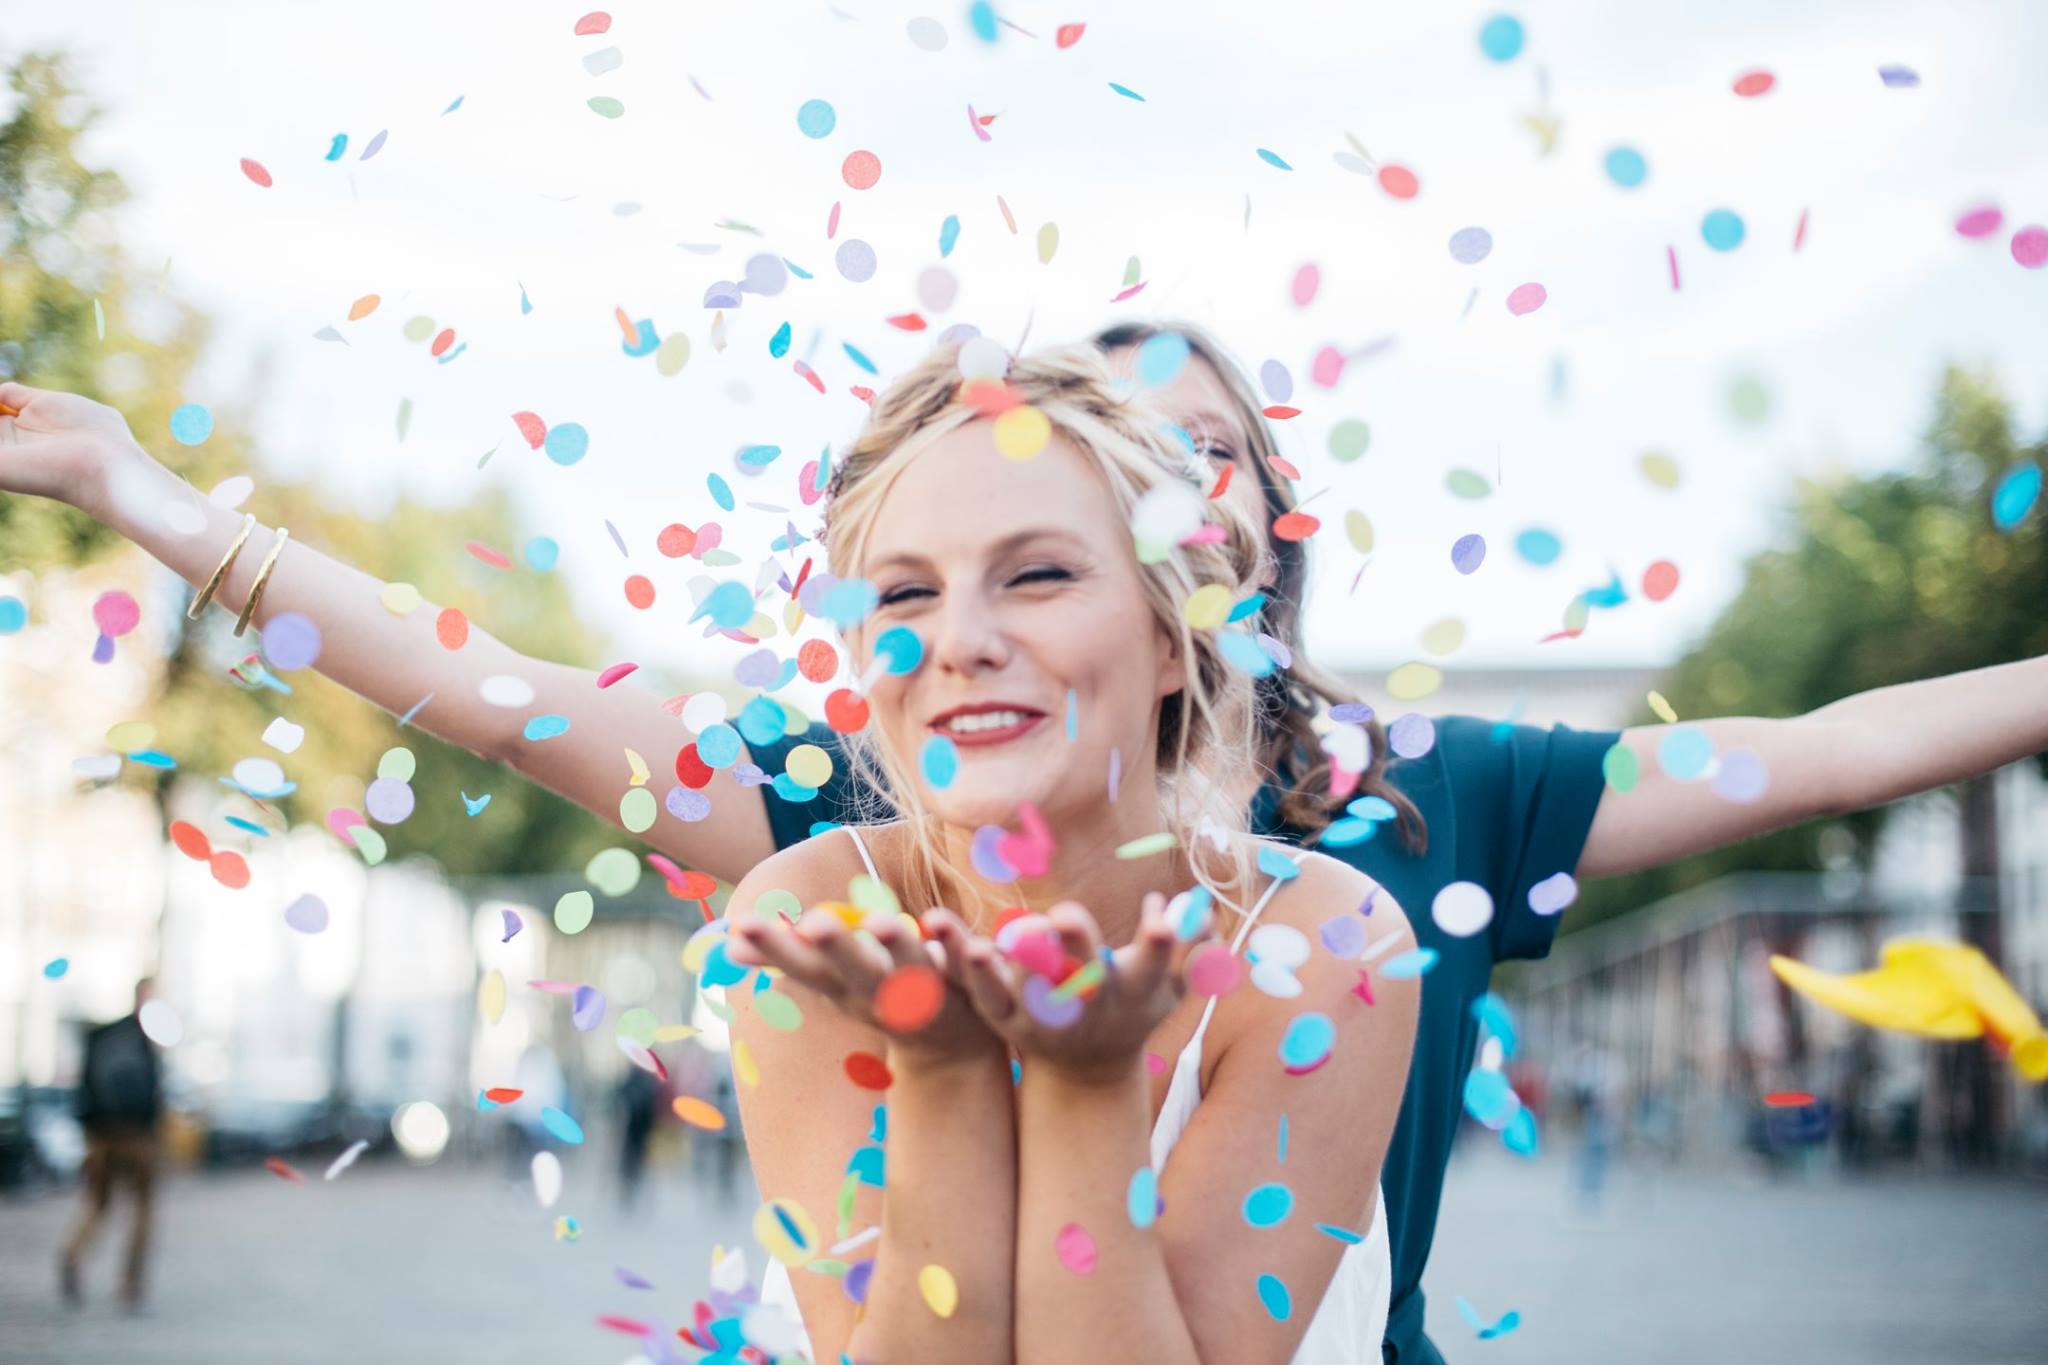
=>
[887,1036,1010,1082]
[89,440,174,531]
[1021,1051,1147,1095]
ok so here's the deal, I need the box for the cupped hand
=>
[931,894,1218,1084]
[725,905,1003,1065]
[0,382,141,513]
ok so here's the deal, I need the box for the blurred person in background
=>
[60,977,163,1310]
[613,1064,660,1211]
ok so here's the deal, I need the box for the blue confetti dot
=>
[1478,14,1525,62]
[1126,1166,1159,1228]
[1256,1273,1293,1320]
[796,99,836,139]
[1992,463,2040,530]
[1243,1182,1295,1228]
[820,578,880,628]
[543,421,589,465]
[707,473,735,511]
[522,713,570,741]
[1514,528,1562,565]
[1603,146,1647,188]
[1657,726,1714,779]
[522,537,559,571]
[1278,1013,1334,1070]
[539,1106,585,1145]
[736,696,789,747]
[874,625,923,674]
[1451,533,1487,575]
[0,597,26,634]
[1701,209,1746,252]
[1503,1107,1540,1156]
[169,403,213,446]
[920,734,960,789]
[769,322,791,358]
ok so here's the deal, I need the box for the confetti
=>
[169,403,213,445]
[239,157,272,187]
[842,150,882,190]
[1256,148,1293,171]
[797,99,836,139]
[1448,226,1492,264]
[1243,1182,1295,1227]
[1505,282,1546,315]
[1108,82,1145,101]
[1603,146,1647,188]
[2013,226,2048,270]
[918,1264,959,1318]
[1732,69,1775,97]
[1701,208,1745,251]
[1477,14,1524,62]
[1054,1222,1097,1274]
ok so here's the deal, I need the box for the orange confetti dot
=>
[624,575,656,609]
[1262,405,1302,420]
[264,1156,305,1182]
[347,294,380,321]
[875,964,945,1033]
[672,1095,727,1130]
[1056,22,1086,48]
[797,639,839,683]
[436,607,470,650]
[240,158,272,188]
[1273,511,1322,542]
[1732,69,1775,97]
[844,1051,894,1090]
[825,688,870,734]
[170,820,212,861]
[1208,463,1234,501]
[1377,164,1419,199]
[431,328,456,357]
[210,850,251,890]
[842,150,882,190]
[484,1087,524,1104]
[657,523,697,558]
[1642,560,1681,602]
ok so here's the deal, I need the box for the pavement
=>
[2,1139,2043,1364]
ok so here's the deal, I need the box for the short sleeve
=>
[1439,716,1620,963]
[750,723,875,851]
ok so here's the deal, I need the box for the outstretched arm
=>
[0,382,785,883]
[1578,654,2048,879]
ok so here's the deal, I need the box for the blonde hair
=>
[822,342,1271,926]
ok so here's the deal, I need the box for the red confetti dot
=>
[798,639,840,683]
[825,688,870,734]
[1207,463,1234,501]
[794,360,826,393]
[511,411,548,449]
[240,158,272,188]
[657,523,697,557]
[1267,454,1303,481]
[1056,22,1086,48]
[1732,70,1775,97]
[668,870,718,901]
[170,820,212,861]
[842,150,882,191]
[874,964,945,1033]
[674,744,715,789]
[430,328,456,357]
[844,1051,894,1089]
[574,10,611,34]
[1764,1091,1816,1108]
[623,575,655,609]
[1262,405,1302,420]
[1642,560,1681,602]
[264,1156,305,1182]
[886,312,927,331]
[1272,511,1322,542]
[484,1087,525,1103]
[465,540,511,569]
[1377,164,1419,199]
[850,385,876,405]
[210,850,251,890]
[436,607,470,650]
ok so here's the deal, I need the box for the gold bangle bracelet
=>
[187,513,257,620]
[233,527,290,637]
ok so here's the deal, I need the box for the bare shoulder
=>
[729,823,886,916]
[1238,838,1415,952]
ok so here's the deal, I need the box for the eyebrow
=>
[867,525,1091,575]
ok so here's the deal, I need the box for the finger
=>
[1047,901,1103,965]
[728,918,839,993]
[806,913,894,994]
[864,911,930,971]
[0,381,44,415]
[921,908,975,985]
[1123,893,1177,994]
[960,939,1020,1022]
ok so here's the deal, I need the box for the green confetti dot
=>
[1602,742,1639,792]
[755,889,803,923]
[588,96,625,119]
[1328,419,1371,464]
[555,890,595,935]
[585,847,642,896]
[755,990,804,1032]
[1445,468,1493,499]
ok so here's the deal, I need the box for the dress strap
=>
[841,825,880,880]
[1185,847,1308,1060]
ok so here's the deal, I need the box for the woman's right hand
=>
[0,382,141,515]
[726,905,1004,1065]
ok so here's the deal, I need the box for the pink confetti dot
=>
[1054,1222,1098,1276]
[1291,263,1320,308]
[1955,205,2004,239]
[1732,70,1775,97]
[1506,282,1547,316]
[1187,943,1242,998]
[841,150,882,190]
[92,590,140,637]
[2012,226,2048,270]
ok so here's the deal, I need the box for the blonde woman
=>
[720,343,1419,1364]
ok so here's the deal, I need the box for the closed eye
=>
[1010,566,1072,587]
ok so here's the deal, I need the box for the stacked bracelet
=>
[233,527,291,638]
[187,513,257,620]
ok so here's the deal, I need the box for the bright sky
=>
[12,0,2048,692]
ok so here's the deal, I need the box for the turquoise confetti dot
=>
[796,99,837,139]
[1126,1166,1159,1228]
[737,444,782,469]
[1514,528,1562,565]
[1657,726,1714,780]
[1218,629,1276,678]
[522,713,570,741]
[1108,82,1146,101]
[1478,14,1525,61]
[43,957,69,979]
[1243,1182,1295,1228]
[1992,463,2040,530]
[1347,795,1398,822]
[1381,947,1440,979]
[1256,1273,1292,1321]
[769,772,816,803]
[940,214,961,257]
[543,422,589,465]
[708,473,735,511]
[1503,1107,1540,1156]
[875,625,923,674]
[1315,1222,1365,1245]
[696,581,756,629]
[696,722,742,768]
[324,133,347,161]
[1321,817,1373,847]
[1226,592,1266,623]
[523,537,559,571]
[968,0,997,41]
[769,322,791,358]
[1256,148,1293,171]
[1604,146,1647,188]
[820,578,880,628]
[539,1106,585,1144]
[0,597,26,634]
[169,403,213,446]
[783,258,812,280]
[1278,1013,1334,1069]
[737,695,789,746]
[1256,846,1300,881]
[1136,331,1191,387]
[842,342,878,375]
[920,734,959,789]
[622,320,658,357]
[1462,1069,1516,1124]
[1701,209,1746,251]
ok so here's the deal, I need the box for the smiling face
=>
[856,421,1184,832]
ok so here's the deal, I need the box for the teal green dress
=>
[756,714,1618,1364]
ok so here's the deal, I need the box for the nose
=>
[925,583,1011,680]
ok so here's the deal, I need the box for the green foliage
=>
[1568,368,2047,931]
[2,49,618,879]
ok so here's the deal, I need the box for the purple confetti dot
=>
[1329,702,1374,724]
[572,985,606,1031]
[1711,747,1770,803]
[702,281,743,308]
[261,612,323,671]
[1528,871,1579,916]
[1258,359,1293,404]
[1319,914,1367,958]
[1450,533,1487,575]
[845,1257,875,1304]
[733,647,781,688]
[971,824,1019,882]
[1023,975,1084,1029]
[365,777,416,824]
[1387,713,1436,759]
[666,786,712,822]
[283,893,329,934]
[835,239,877,283]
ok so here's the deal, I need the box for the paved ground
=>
[3,1141,2043,1364]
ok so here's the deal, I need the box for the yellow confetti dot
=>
[733,1036,760,1088]
[815,900,867,930]
[1639,451,1681,490]
[993,404,1052,461]
[1116,832,1178,859]
[653,1024,701,1043]
[782,598,807,635]
[106,720,156,753]
[1183,583,1233,630]
[743,611,779,639]
[479,969,506,1025]
[619,786,657,833]
[1386,661,1443,701]
[919,1264,959,1318]
[754,1197,818,1266]
[1345,510,1374,555]
[1036,222,1060,265]
[656,333,691,377]
[673,1095,727,1130]
[785,742,833,789]
[625,747,650,786]
[380,582,423,615]
[1647,690,1678,724]
[680,921,727,973]
[401,314,435,342]
[1420,618,1466,657]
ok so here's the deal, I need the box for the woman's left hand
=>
[935,894,1215,1084]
